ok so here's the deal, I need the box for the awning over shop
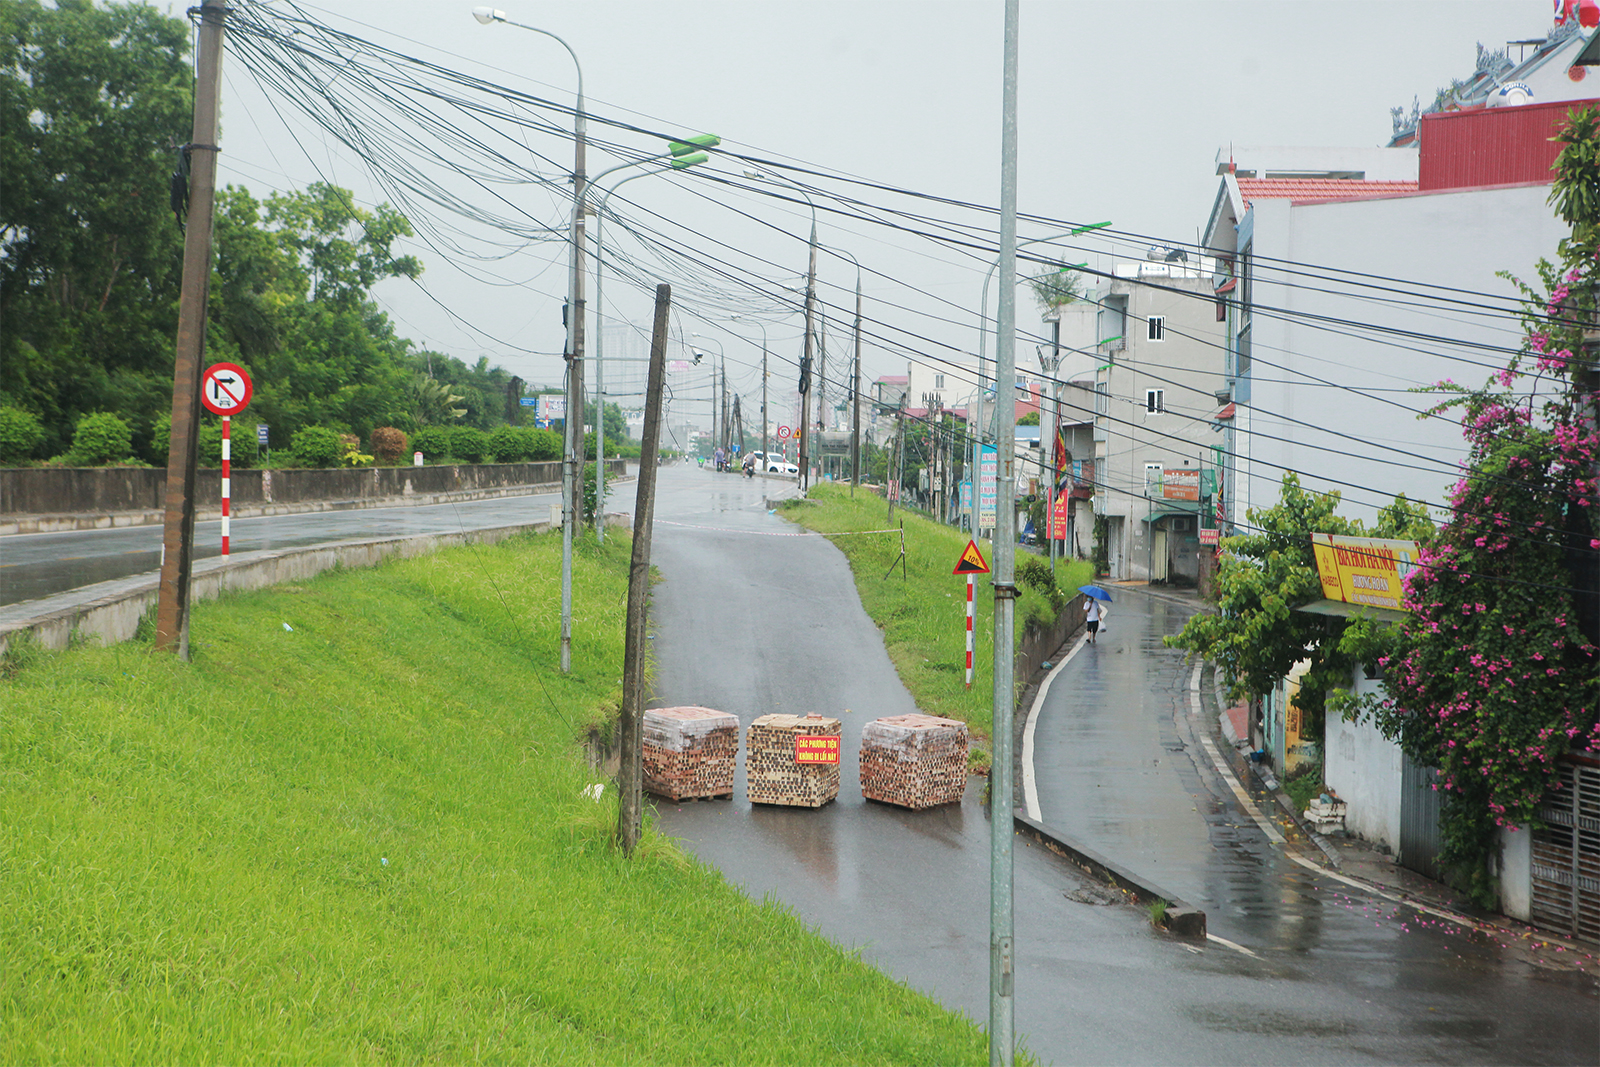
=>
[1293,598,1408,625]
[1142,505,1200,524]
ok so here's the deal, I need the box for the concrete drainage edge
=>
[1013,811,1206,938]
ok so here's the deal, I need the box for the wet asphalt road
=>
[0,488,563,607]
[647,465,1598,1065]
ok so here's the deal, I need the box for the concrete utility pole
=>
[618,284,671,854]
[852,274,863,495]
[155,0,227,658]
[798,220,818,490]
[990,1,1020,1063]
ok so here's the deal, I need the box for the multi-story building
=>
[1087,253,1227,583]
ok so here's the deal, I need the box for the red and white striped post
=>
[220,415,231,557]
[965,572,976,688]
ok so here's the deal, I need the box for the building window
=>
[1147,315,1165,342]
[934,374,945,389]
[1095,382,1108,416]
[1146,389,1165,413]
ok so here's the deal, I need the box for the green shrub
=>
[0,405,44,464]
[524,427,561,461]
[583,461,609,524]
[412,426,450,461]
[66,412,133,466]
[370,426,409,465]
[488,424,527,463]
[450,426,490,463]
[1017,556,1067,614]
[289,425,344,468]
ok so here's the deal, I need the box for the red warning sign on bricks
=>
[794,735,841,764]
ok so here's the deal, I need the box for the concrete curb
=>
[1014,812,1206,938]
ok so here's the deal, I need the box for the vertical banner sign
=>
[960,479,973,518]
[200,363,253,559]
[953,539,991,688]
[1049,494,1069,541]
[978,445,998,529]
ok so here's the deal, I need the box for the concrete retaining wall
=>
[0,459,624,534]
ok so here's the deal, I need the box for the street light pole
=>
[473,5,585,673]
[589,142,714,540]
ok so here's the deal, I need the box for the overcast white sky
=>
[213,0,1559,423]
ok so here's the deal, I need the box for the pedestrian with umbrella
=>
[1078,585,1111,644]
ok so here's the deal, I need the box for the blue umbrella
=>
[1077,585,1113,603]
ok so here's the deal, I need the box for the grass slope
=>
[1,531,987,1064]
[779,486,1093,744]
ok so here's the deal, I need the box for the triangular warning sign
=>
[953,539,990,575]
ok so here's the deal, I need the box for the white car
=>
[766,458,799,475]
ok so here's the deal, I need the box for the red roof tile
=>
[1236,178,1419,205]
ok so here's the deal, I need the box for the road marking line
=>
[1206,933,1262,958]
[1022,633,1089,821]
[1191,665,1286,845]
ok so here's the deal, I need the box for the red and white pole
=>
[965,572,975,688]
[220,415,231,558]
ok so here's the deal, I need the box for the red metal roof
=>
[1236,178,1419,205]
[1418,97,1600,191]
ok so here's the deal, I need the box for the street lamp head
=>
[471,7,506,25]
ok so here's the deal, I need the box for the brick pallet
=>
[859,713,969,810]
[643,706,739,801]
[746,713,841,808]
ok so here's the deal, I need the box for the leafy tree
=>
[263,182,421,312]
[410,375,466,427]
[0,0,193,456]
[1165,474,1431,740]
[1026,265,1083,311]
[0,405,44,463]
[584,399,629,445]
[64,411,132,466]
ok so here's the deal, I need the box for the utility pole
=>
[155,0,227,658]
[618,284,672,854]
[990,2,1021,1063]
[798,221,818,490]
[762,345,769,469]
[852,273,863,495]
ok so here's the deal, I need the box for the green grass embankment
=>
[779,485,1093,748]
[1,531,989,1064]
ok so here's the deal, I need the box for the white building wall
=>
[1324,672,1405,852]
[1238,185,1567,525]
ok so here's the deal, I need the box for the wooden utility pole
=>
[155,0,227,657]
[618,284,672,854]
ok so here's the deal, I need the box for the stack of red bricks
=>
[642,706,739,801]
[745,713,841,808]
[859,713,969,809]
